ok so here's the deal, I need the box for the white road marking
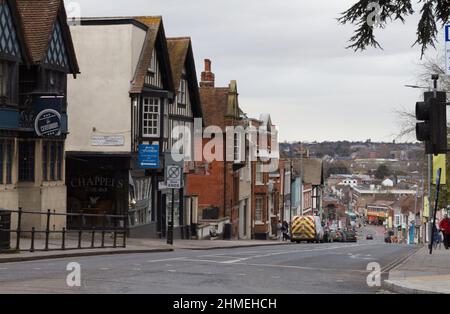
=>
[168,270,177,273]
[146,257,187,263]
[132,268,141,271]
[100,268,110,271]
[223,244,364,264]
[239,262,369,274]
[0,268,8,270]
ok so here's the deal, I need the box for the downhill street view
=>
[1,0,450,300]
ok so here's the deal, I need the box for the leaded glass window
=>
[44,21,69,68]
[0,1,21,58]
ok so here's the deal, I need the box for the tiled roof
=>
[129,17,161,94]
[16,0,59,64]
[130,16,174,94]
[16,0,79,73]
[167,37,202,118]
[167,37,190,91]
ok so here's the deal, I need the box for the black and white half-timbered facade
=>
[0,0,79,231]
[67,17,201,238]
[165,37,202,239]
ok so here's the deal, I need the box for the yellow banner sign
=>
[433,154,446,185]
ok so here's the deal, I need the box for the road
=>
[0,226,418,294]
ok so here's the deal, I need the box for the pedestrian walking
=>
[439,214,450,250]
[433,227,442,250]
[282,221,290,241]
[277,220,283,241]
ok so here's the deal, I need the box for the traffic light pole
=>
[427,75,438,245]
[427,154,432,243]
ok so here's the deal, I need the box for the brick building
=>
[186,59,244,238]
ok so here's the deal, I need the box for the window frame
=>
[255,197,264,223]
[42,140,64,182]
[142,97,160,138]
[256,162,264,185]
[0,140,3,185]
[18,141,35,183]
[0,60,18,105]
[177,79,187,106]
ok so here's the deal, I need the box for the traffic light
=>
[415,91,447,155]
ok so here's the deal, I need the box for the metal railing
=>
[0,208,128,252]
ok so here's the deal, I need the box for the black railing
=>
[0,208,128,252]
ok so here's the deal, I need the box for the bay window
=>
[142,97,160,137]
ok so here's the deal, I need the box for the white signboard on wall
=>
[91,135,125,146]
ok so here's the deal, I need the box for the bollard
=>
[91,228,95,248]
[44,209,51,251]
[30,227,35,252]
[62,227,66,250]
[16,208,22,250]
[78,229,82,249]
[101,230,105,248]
[113,231,117,248]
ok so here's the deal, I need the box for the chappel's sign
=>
[70,176,125,190]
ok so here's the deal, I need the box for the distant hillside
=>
[280,141,423,160]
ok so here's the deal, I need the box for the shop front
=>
[66,154,129,229]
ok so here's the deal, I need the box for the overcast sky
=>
[65,0,446,142]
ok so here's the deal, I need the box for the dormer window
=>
[177,79,187,106]
[145,49,161,87]
[149,49,156,73]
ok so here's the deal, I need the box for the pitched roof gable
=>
[167,37,202,118]
[16,0,79,73]
[130,16,174,94]
[167,37,189,90]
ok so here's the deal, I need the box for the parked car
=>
[334,230,344,242]
[366,234,374,240]
[343,230,357,242]
[384,230,394,243]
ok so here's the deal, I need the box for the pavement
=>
[0,235,293,263]
[0,238,416,294]
[384,245,450,294]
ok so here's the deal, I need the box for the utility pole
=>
[299,142,303,216]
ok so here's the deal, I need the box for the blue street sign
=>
[138,144,160,169]
[446,25,450,75]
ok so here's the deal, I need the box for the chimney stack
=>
[200,59,215,88]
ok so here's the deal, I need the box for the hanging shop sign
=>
[34,108,62,137]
